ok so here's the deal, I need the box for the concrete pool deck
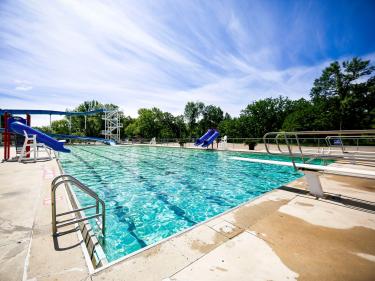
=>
[0,147,374,281]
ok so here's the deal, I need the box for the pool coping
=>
[91,188,282,273]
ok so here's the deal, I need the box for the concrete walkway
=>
[92,178,375,281]
[0,149,89,281]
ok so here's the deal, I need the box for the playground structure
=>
[1,108,122,162]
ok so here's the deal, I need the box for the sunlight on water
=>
[59,145,306,262]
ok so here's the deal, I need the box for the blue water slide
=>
[202,130,220,147]
[195,129,214,146]
[9,121,70,153]
[50,134,115,146]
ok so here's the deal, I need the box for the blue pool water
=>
[59,145,307,262]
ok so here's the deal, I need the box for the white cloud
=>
[15,85,33,91]
[0,0,372,126]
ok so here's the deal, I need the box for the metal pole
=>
[51,183,57,235]
[284,134,296,170]
[294,133,305,163]
[3,112,9,161]
[26,114,31,158]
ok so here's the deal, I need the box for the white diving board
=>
[230,156,375,198]
[230,157,375,178]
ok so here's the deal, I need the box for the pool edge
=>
[91,182,296,274]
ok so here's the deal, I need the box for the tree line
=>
[38,57,375,140]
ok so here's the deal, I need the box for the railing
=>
[121,134,375,160]
[263,130,375,168]
[51,175,105,236]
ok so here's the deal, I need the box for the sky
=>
[1,0,375,125]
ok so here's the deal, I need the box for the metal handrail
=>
[262,130,375,163]
[51,174,105,236]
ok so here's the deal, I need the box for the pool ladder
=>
[51,175,105,236]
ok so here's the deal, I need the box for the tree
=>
[69,100,105,136]
[218,117,241,138]
[240,97,294,137]
[282,99,317,131]
[310,57,375,129]
[174,115,188,138]
[122,116,135,137]
[50,119,70,134]
[136,108,161,138]
[124,121,139,137]
[198,105,224,134]
[184,101,205,137]
[159,112,177,139]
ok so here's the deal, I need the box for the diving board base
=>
[304,170,324,198]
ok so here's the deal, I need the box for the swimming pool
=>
[59,145,305,262]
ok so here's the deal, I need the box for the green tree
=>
[184,101,205,137]
[282,99,317,131]
[199,105,224,133]
[69,100,105,136]
[136,108,161,138]
[310,57,375,129]
[174,115,188,138]
[121,116,135,137]
[240,97,294,137]
[218,117,241,138]
[50,119,70,134]
[124,122,139,137]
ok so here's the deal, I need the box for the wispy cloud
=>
[0,0,374,125]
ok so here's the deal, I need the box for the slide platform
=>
[10,121,70,153]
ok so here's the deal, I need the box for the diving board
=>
[230,157,375,178]
[230,156,375,198]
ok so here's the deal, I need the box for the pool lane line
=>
[86,145,295,203]
[106,146,301,193]
[74,147,197,226]
[92,145,250,207]
[96,147,248,207]
[75,146,301,217]
[69,152,148,249]
[104,147,303,209]
[82,146,238,209]
[75,147,197,225]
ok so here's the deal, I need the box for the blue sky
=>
[0,0,374,125]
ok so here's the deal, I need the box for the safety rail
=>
[263,130,375,169]
[51,175,105,236]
